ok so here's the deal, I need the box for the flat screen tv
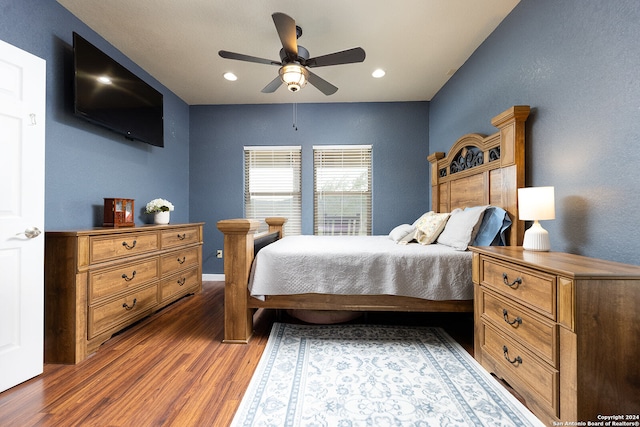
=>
[73,32,164,147]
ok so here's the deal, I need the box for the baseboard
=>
[203,273,225,282]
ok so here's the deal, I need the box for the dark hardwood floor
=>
[0,282,473,426]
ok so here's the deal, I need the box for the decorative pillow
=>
[411,212,430,227]
[413,211,451,245]
[437,206,489,250]
[473,206,512,246]
[389,224,416,244]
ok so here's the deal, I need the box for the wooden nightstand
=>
[470,246,640,424]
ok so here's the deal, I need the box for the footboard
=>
[217,217,286,343]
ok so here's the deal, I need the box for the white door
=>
[0,39,46,393]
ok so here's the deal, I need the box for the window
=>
[313,145,372,235]
[244,146,301,235]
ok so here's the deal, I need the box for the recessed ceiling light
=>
[97,75,112,84]
[372,69,386,78]
[223,72,238,81]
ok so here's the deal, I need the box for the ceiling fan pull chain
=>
[293,103,298,131]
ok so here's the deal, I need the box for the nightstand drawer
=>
[89,258,159,303]
[480,258,556,319]
[90,232,159,263]
[161,226,200,248]
[88,283,159,339]
[481,323,558,416]
[479,288,557,366]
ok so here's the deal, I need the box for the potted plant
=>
[145,198,174,224]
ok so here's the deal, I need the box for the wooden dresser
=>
[470,246,640,424]
[45,223,204,364]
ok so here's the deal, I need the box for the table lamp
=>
[518,186,555,251]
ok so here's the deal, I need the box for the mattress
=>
[249,235,473,301]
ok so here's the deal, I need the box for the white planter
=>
[154,211,170,225]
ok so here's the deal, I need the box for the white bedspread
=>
[249,235,473,301]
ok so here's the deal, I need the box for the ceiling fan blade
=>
[307,70,338,96]
[261,76,283,93]
[272,12,298,60]
[218,50,281,66]
[305,47,366,68]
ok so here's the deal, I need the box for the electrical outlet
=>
[216,250,223,259]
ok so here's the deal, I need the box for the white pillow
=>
[388,224,416,244]
[413,211,451,245]
[437,206,489,250]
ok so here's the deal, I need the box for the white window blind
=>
[313,145,372,235]
[244,146,301,235]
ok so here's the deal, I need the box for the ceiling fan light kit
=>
[280,63,308,92]
[218,12,365,95]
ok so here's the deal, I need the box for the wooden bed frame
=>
[217,105,530,343]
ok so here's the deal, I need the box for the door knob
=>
[18,227,42,239]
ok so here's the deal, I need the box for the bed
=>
[217,105,530,343]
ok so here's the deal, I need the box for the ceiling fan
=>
[219,12,366,95]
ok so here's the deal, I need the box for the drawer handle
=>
[502,273,522,288]
[503,345,522,365]
[122,240,137,250]
[177,256,186,264]
[121,270,137,281]
[177,233,186,240]
[122,298,137,310]
[177,277,186,286]
[502,309,522,327]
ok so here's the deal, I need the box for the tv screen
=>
[73,32,164,147]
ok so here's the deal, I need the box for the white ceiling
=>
[57,0,519,105]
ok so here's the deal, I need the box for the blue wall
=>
[190,102,430,274]
[0,1,191,229]
[430,0,640,265]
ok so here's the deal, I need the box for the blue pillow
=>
[472,206,512,246]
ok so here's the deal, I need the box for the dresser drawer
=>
[88,284,159,339]
[161,226,200,249]
[90,232,159,264]
[89,258,159,303]
[160,247,199,276]
[479,289,557,366]
[481,323,558,416]
[160,266,199,301]
[480,257,556,319]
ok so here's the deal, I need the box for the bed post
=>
[217,219,260,343]
[491,105,530,247]
[427,152,445,212]
[265,217,287,238]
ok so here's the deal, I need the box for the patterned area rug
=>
[231,323,543,427]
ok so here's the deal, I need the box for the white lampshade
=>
[518,186,555,221]
[518,186,555,251]
[279,64,308,92]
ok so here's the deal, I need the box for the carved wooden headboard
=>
[427,105,530,247]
